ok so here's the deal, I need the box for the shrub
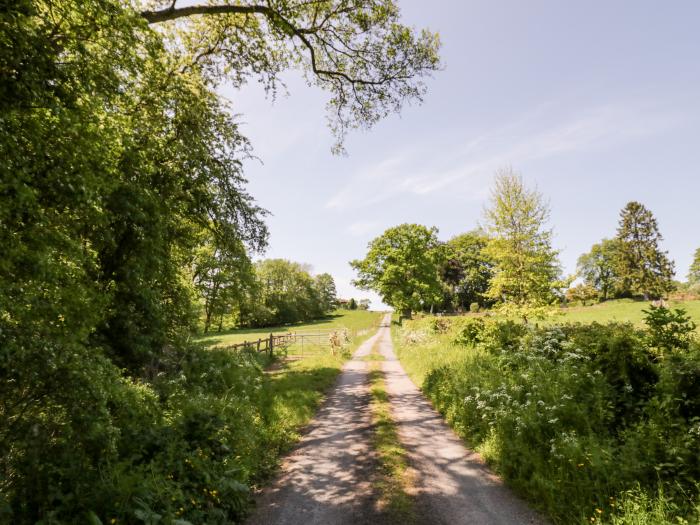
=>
[407,318,700,524]
[453,317,485,346]
[469,302,480,313]
[429,317,451,334]
[643,305,697,354]
[1,342,273,524]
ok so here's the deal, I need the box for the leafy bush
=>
[643,305,697,354]
[429,317,452,334]
[469,302,480,313]
[407,315,700,524]
[453,317,485,346]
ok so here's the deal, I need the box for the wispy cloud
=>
[324,100,682,211]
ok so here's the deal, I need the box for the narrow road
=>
[247,315,545,525]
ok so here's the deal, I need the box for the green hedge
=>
[411,318,700,524]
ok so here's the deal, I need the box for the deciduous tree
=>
[140,0,441,152]
[441,230,494,310]
[483,168,562,321]
[576,239,622,301]
[314,273,339,312]
[351,224,443,319]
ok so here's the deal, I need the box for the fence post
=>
[269,333,274,358]
[257,338,261,352]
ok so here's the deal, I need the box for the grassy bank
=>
[558,299,700,328]
[393,312,700,524]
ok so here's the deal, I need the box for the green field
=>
[195,309,382,348]
[556,298,700,327]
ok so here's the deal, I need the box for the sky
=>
[220,0,700,310]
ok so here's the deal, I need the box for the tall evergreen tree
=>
[688,248,700,285]
[483,168,561,320]
[615,201,675,299]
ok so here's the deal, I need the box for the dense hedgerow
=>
[398,313,700,524]
[1,344,284,524]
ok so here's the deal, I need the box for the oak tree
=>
[576,238,622,301]
[351,224,443,319]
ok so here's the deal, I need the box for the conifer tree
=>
[615,201,675,299]
[688,248,700,285]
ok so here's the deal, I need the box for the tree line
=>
[193,250,340,332]
[1,1,438,521]
[352,167,696,319]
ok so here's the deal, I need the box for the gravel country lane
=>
[248,315,545,525]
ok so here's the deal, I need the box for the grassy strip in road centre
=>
[366,341,416,524]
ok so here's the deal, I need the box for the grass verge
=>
[366,341,416,524]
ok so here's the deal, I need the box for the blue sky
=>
[221,0,700,309]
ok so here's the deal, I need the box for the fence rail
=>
[221,321,381,358]
[222,333,296,357]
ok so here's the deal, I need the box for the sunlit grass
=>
[556,298,700,330]
[195,309,382,348]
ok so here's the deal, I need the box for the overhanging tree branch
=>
[141,4,270,24]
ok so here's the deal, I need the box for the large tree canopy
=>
[577,238,622,301]
[1,1,439,520]
[440,230,494,310]
[139,0,441,151]
[351,223,444,318]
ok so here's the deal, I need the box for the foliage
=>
[2,0,428,520]
[191,230,257,333]
[239,259,336,327]
[643,305,697,354]
[315,273,339,312]
[394,315,700,524]
[688,248,700,285]
[440,230,494,310]
[615,202,675,300]
[140,0,441,152]
[566,283,600,305]
[483,168,562,320]
[577,239,623,301]
[429,317,452,334]
[351,224,444,318]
